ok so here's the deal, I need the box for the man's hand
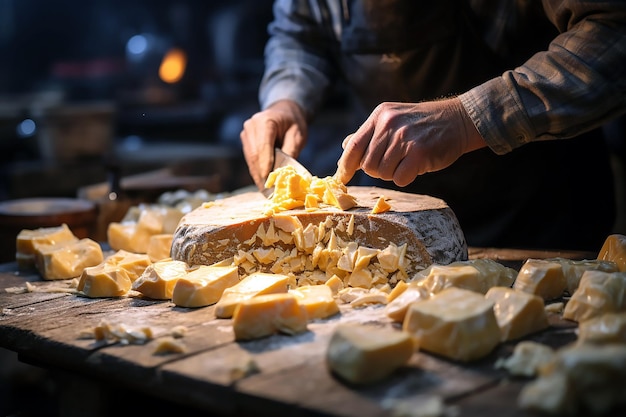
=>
[240,100,308,190]
[334,97,487,185]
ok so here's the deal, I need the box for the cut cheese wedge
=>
[171,265,239,308]
[563,270,626,323]
[35,238,103,280]
[598,234,626,272]
[16,223,77,270]
[326,323,414,385]
[577,312,626,344]
[402,287,500,362]
[289,284,339,320]
[513,259,566,301]
[232,293,308,340]
[103,250,151,282]
[214,272,290,318]
[131,259,188,300]
[78,264,132,298]
[485,287,549,341]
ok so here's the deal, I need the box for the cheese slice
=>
[597,234,626,272]
[171,265,239,308]
[131,259,188,299]
[232,293,308,340]
[77,264,132,298]
[16,223,77,270]
[577,312,626,344]
[402,287,500,362]
[214,272,290,318]
[562,270,626,323]
[35,238,103,280]
[147,234,174,262]
[513,259,566,301]
[103,250,151,282]
[326,323,414,385]
[289,284,339,320]
[485,286,549,341]
[384,282,431,323]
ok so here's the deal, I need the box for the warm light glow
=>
[159,48,187,84]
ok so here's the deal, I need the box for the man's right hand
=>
[240,100,308,190]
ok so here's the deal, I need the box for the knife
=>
[261,148,312,198]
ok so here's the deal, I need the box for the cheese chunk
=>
[103,250,151,282]
[326,323,414,385]
[577,312,626,345]
[485,287,549,341]
[414,259,516,295]
[562,270,626,323]
[35,238,103,280]
[597,234,626,272]
[289,284,339,320]
[16,223,77,270]
[107,222,151,253]
[384,282,430,323]
[171,265,239,308]
[77,264,132,298]
[131,259,188,299]
[147,234,173,262]
[552,258,619,295]
[513,259,566,301]
[371,196,391,214]
[402,287,500,362]
[495,341,555,377]
[214,272,290,318]
[232,293,308,340]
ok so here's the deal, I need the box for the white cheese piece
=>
[326,323,415,385]
[214,272,289,318]
[171,265,239,308]
[131,259,188,300]
[485,286,549,341]
[495,341,555,377]
[562,270,626,323]
[153,336,186,354]
[402,287,500,362]
[512,259,566,301]
[232,293,308,340]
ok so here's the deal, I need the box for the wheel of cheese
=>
[171,186,468,277]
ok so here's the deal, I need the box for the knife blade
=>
[261,148,312,198]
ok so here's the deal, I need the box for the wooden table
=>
[0,248,621,417]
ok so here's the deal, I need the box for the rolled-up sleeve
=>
[460,0,626,154]
[259,0,337,119]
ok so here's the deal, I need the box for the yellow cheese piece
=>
[485,287,549,341]
[577,312,626,344]
[513,259,566,301]
[35,238,103,280]
[598,234,626,272]
[147,234,173,262]
[214,272,290,318]
[289,284,339,320]
[131,259,188,300]
[103,250,151,282]
[371,196,391,214]
[384,282,430,323]
[171,265,239,308]
[232,293,308,340]
[107,222,151,253]
[326,323,414,385]
[325,275,344,294]
[387,280,409,303]
[16,223,77,270]
[77,264,132,298]
[402,287,500,362]
[495,341,556,377]
[551,258,619,295]
[562,270,626,323]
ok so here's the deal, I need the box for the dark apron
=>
[330,0,616,251]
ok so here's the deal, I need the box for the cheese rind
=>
[326,323,414,385]
[485,287,549,341]
[78,264,132,298]
[171,265,239,308]
[562,270,626,323]
[513,259,566,301]
[232,293,308,340]
[402,287,500,362]
[131,259,188,299]
[35,238,103,280]
[289,284,339,320]
[214,272,290,318]
[598,234,626,272]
